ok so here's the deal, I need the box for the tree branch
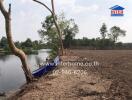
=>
[8,3,11,15]
[33,0,64,55]
[33,0,53,15]
[51,0,64,55]
[0,0,9,18]
[51,0,55,15]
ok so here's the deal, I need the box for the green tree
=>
[57,13,79,48]
[108,26,126,43]
[39,14,78,57]
[63,19,79,48]
[0,37,8,49]
[15,41,21,48]
[32,40,39,50]
[39,15,58,57]
[33,0,64,55]
[100,23,107,39]
[22,38,33,48]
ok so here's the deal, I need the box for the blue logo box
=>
[110,5,125,16]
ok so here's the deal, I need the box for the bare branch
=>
[8,3,11,15]
[51,0,55,15]
[51,0,64,55]
[0,0,9,18]
[33,0,53,15]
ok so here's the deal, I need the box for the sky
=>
[0,0,132,43]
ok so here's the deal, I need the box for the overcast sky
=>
[0,0,132,42]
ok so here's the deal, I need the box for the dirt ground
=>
[7,50,132,100]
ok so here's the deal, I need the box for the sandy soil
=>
[7,50,132,100]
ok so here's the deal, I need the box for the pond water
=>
[0,49,50,93]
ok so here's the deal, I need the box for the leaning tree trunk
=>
[51,0,64,55]
[0,0,33,83]
[33,0,64,55]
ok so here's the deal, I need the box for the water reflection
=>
[35,56,43,66]
[0,67,1,76]
[0,55,10,62]
[0,49,49,92]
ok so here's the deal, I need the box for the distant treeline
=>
[62,23,130,50]
[70,37,132,50]
[0,37,47,54]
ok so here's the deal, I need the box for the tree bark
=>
[0,0,33,83]
[33,0,64,55]
[51,0,64,55]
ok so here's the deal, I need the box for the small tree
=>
[108,26,126,43]
[57,13,79,48]
[38,15,59,57]
[38,14,78,57]
[0,0,33,83]
[100,23,107,39]
[63,19,79,48]
[33,0,64,55]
